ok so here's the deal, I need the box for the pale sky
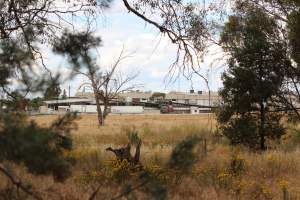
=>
[43,1,226,96]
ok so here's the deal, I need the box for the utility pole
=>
[68,85,71,98]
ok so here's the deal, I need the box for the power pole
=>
[68,85,71,98]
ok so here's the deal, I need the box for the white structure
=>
[41,90,220,115]
[58,106,70,112]
[165,91,220,106]
[44,98,93,105]
[190,106,201,115]
[74,90,220,106]
[70,105,144,114]
[70,105,104,113]
[118,90,220,106]
[119,91,152,103]
[111,106,144,114]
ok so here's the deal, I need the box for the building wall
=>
[70,105,104,113]
[190,107,200,114]
[69,105,144,114]
[110,106,144,114]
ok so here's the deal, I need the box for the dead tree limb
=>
[110,179,149,200]
[106,140,142,166]
[88,184,102,200]
[0,164,43,200]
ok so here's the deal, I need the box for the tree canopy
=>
[218,6,291,150]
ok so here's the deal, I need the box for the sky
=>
[43,0,226,96]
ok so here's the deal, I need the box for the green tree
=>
[44,82,61,100]
[217,7,290,150]
[29,97,44,111]
[0,112,76,180]
[288,10,300,66]
[238,0,300,119]
[0,1,101,197]
[61,89,68,99]
[0,38,77,198]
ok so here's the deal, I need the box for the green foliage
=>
[0,37,62,102]
[0,112,77,181]
[137,170,168,200]
[28,97,43,111]
[53,30,106,126]
[168,136,200,172]
[221,115,259,148]
[280,125,300,151]
[229,153,246,177]
[288,10,300,65]
[127,129,141,146]
[218,6,289,150]
[52,30,102,73]
[3,92,29,111]
[0,0,113,197]
[61,89,68,99]
[44,82,61,100]
[0,39,32,87]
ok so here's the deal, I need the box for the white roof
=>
[44,98,93,104]
[119,91,152,99]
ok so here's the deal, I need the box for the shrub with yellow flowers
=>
[278,179,289,200]
[144,164,171,184]
[247,182,273,200]
[105,158,139,183]
[217,170,233,190]
[229,154,246,177]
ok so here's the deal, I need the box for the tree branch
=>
[0,164,43,200]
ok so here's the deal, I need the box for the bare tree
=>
[100,55,140,119]
[82,48,139,126]
[53,31,139,126]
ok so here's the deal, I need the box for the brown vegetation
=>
[1,114,299,200]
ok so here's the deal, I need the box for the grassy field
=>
[2,114,300,199]
[32,114,216,164]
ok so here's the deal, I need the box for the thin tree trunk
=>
[92,84,104,126]
[103,98,109,119]
[259,101,266,150]
[258,62,266,150]
[95,94,104,126]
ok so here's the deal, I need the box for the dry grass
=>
[1,114,300,200]
[32,114,216,163]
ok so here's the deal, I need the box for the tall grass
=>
[2,114,299,199]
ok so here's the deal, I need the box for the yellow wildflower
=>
[278,180,289,190]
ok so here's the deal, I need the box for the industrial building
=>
[116,90,220,106]
[40,90,220,115]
